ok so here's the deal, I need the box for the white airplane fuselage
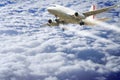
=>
[47,5,85,24]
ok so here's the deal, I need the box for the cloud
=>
[0,51,119,80]
[44,76,58,80]
[87,18,120,33]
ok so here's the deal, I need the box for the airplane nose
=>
[47,7,57,14]
[47,7,53,12]
[47,7,56,13]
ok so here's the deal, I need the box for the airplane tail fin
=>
[88,4,96,19]
[85,4,111,25]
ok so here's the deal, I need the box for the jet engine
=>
[48,19,52,23]
[74,12,85,19]
[74,12,79,17]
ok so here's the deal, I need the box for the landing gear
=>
[80,21,85,25]
[55,19,65,24]
[55,19,59,23]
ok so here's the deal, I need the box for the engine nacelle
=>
[47,19,59,26]
[48,19,52,23]
[74,12,85,19]
[74,12,79,17]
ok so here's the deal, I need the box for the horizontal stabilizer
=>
[84,17,110,26]
[97,18,111,21]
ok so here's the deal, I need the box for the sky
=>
[0,0,120,80]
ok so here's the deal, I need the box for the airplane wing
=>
[83,4,120,17]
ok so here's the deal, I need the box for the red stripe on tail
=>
[93,5,96,19]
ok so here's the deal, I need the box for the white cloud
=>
[44,76,58,80]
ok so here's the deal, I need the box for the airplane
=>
[45,4,120,29]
